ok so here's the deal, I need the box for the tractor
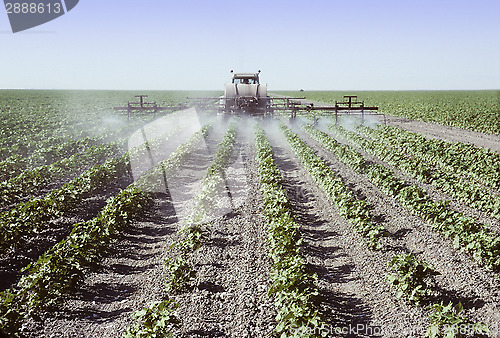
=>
[220,70,271,116]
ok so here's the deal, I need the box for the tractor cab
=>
[231,71,260,85]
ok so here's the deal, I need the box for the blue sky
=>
[1,0,499,90]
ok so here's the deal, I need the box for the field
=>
[0,90,499,337]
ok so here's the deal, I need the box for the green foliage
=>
[123,299,180,338]
[387,254,438,304]
[360,124,500,190]
[192,122,237,220]
[0,289,23,337]
[255,125,326,337]
[135,125,210,192]
[0,154,28,182]
[0,187,152,320]
[427,301,488,338]
[0,149,131,253]
[205,122,237,178]
[165,226,209,292]
[0,124,195,254]
[177,224,209,255]
[386,254,488,338]
[0,90,186,162]
[303,124,366,173]
[164,255,196,292]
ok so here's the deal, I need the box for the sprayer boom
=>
[113,71,384,123]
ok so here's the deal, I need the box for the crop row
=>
[0,135,109,183]
[0,125,210,337]
[0,90,162,161]
[305,124,500,271]
[165,123,238,292]
[0,123,188,211]
[301,123,494,335]
[0,93,94,143]
[0,153,130,254]
[359,124,500,191]
[123,299,180,337]
[0,107,159,172]
[387,253,488,337]
[255,125,325,337]
[0,115,157,183]
[186,122,238,227]
[116,125,215,337]
[134,126,210,193]
[280,124,384,249]
[1,124,104,167]
[0,116,83,154]
[0,186,151,336]
[123,125,233,336]
[329,124,500,220]
[0,140,125,210]
[0,126,182,253]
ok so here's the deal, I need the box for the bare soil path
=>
[0,174,134,293]
[169,133,275,337]
[22,194,179,337]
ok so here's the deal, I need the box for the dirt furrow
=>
[0,174,134,293]
[171,140,276,337]
[13,116,500,338]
